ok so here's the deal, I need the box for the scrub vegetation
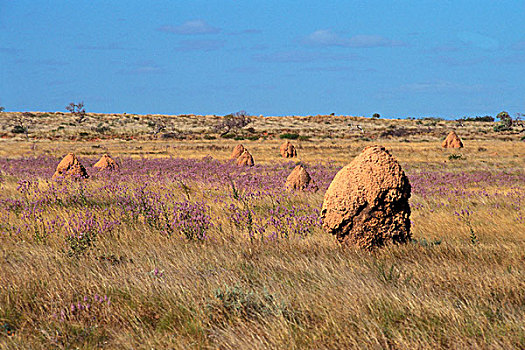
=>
[0,112,524,349]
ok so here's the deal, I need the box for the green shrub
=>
[279,133,299,140]
[92,123,111,134]
[494,111,512,132]
[11,125,27,134]
[448,154,462,160]
[422,117,444,122]
[494,124,511,132]
[458,115,494,122]
[211,285,282,321]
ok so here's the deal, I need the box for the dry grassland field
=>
[0,112,524,349]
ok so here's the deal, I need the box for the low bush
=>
[279,133,300,140]
[11,125,27,134]
[92,123,111,134]
[458,116,494,122]
[161,132,178,139]
[448,153,463,160]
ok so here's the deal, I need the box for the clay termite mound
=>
[442,131,463,148]
[52,153,89,180]
[280,141,297,158]
[321,145,411,250]
[93,154,119,171]
[230,144,246,160]
[285,164,317,191]
[236,149,254,166]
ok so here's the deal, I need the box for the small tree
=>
[0,106,5,113]
[213,110,252,136]
[372,113,380,119]
[494,111,512,132]
[9,113,33,140]
[66,101,87,124]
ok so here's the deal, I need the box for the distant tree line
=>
[457,115,494,122]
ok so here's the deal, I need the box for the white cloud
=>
[158,20,220,35]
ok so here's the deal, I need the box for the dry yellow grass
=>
[0,115,524,349]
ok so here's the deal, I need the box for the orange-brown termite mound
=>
[52,153,89,180]
[93,154,119,171]
[442,131,463,148]
[230,144,246,160]
[280,141,297,158]
[236,149,254,166]
[321,145,411,250]
[285,164,318,191]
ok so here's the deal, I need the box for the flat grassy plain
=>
[0,113,524,349]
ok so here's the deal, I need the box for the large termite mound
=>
[321,145,411,250]
[52,153,89,180]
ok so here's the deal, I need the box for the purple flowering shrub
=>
[0,155,523,247]
[172,201,212,240]
[65,211,120,256]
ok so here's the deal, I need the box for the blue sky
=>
[1,1,524,118]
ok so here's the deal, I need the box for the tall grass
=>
[0,141,524,349]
